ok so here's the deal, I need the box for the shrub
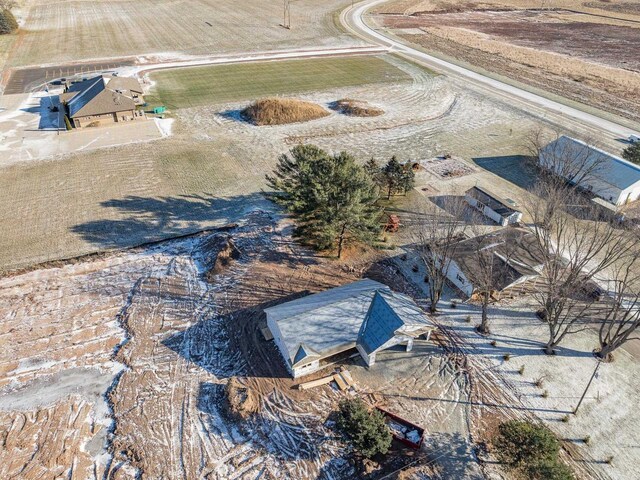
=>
[331,98,384,117]
[526,459,574,480]
[0,9,18,35]
[542,390,549,398]
[503,353,511,361]
[622,142,640,165]
[64,115,73,131]
[335,398,392,458]
[241,98,329,126]
[494,420,560,467]
[518,365,525,375]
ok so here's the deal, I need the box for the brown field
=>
[6,0,359,68]
[1,206,630,478]
[0,52,624,272]
[372,1,640,121]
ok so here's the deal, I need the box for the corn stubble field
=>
[6,0,360,68]
[372,0,640,122]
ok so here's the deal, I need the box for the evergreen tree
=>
[0,8,18,35]
[266,145,382,258]
[494,420,560,467]
[622,142,640,165]
[336,398,392,458]
[364,157,382,185]
[381,156,415,199]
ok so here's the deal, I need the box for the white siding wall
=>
[444,259,474,297]
[465,195,505,225]
[618,184,640,206]
[292,360,320,378]
[465,194,522,226]
[266,313,294,376]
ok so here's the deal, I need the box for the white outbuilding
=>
[539,136,640,206]
[464,186,522,226]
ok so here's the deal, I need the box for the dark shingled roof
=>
[65,76,140,118]
[466,186,518,217]
[449,228,545,292]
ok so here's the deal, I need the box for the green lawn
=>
[146,55,413,108]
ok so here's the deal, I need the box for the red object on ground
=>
[376,406,424,449]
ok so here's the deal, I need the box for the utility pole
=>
[283,0,291,29]
[574,359,602,415]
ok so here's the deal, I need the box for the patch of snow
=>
[155,117,174,137]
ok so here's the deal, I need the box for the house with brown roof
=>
[61,75,145,128]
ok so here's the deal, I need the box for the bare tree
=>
[468,224,524,335]
[525,186,635,354]
[525,129,604,192]
[414,197,468,313]
[594,254,640,359]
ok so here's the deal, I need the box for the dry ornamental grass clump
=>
[331,98,384,117]
[241,98,329,126]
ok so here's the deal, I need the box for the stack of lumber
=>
[296,368,356,391]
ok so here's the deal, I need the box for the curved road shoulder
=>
[340,0,639,139]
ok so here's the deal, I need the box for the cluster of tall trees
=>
[414,131,640,359]
[266,145,413,258]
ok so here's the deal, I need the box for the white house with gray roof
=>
[265,279,434,378]
[539,136,640,206]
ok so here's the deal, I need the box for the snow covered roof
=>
[540,136,640,191]
[265,279,433,365]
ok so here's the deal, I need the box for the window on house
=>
[456,273,465,284]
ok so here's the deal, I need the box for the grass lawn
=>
[146,55,413,108]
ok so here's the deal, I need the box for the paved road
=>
[340,0,640,140]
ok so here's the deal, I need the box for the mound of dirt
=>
[203,236,241,281]
[241,98,329,126]
[224,377,259,420]
[331,98,384,117]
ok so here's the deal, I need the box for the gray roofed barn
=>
[265,279,434,378]
[539,136,640,206]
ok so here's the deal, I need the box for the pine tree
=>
[336,398,392,458]
[266,145,382,258]
[381,156,414,199]
[364,157,381,181]
[0,9,18,35]
[622,142,640,165]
